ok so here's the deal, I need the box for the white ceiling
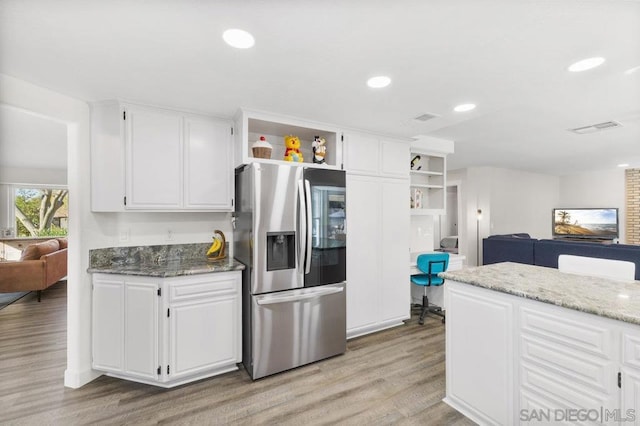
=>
[1,0,639,175]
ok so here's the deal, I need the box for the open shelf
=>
[409,151,446,214]
[410,170,443,176]
[234,109,343,169]
[411,183,444,189]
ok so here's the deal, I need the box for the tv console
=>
[552,237,614,244]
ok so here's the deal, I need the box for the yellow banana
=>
[207,237,222,256]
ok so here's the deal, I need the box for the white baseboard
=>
[64,367,102,389]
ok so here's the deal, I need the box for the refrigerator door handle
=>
[304,179,313,274]
[256,286,344,305]
[297,179,307,274]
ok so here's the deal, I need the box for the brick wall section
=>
[626,169,640,245]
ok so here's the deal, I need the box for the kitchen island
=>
[441,262,640,425]
[88,243,245,388]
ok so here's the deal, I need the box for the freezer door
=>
[250,283,346,379]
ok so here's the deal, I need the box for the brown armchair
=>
[0,238,68,302]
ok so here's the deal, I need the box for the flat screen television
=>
[552,208,619,240]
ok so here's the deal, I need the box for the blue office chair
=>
[411,252,449,325]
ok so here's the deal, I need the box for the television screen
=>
[553,208,619,239]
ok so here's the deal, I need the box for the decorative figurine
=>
[312,136,326,164]
[251,135,272,159]
[284,135,303,162]
[411,155,422,170]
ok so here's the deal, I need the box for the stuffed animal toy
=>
[312,136,326,164]
[284,135,303,162]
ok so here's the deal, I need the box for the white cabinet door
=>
[92,275,159,381]
[622,330,640,424]
[380,140,410,178]
[125,106,182,209]
[92,276,124,372]
[184,117,232,210]
[123,280,160,380]
[446,282,514,426]
[346,174,381,332]
[622,368,640,425]
[169,297,237,380]
[343,133,379,175]
[380,179,410,322]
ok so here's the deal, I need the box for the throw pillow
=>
[57,238,68,249]
[20,239,60,260]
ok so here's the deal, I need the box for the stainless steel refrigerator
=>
[234,163,346,379]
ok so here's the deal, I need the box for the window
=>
[13,186,68,237]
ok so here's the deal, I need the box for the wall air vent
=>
[569,121,622,135]
[413,113,440,122]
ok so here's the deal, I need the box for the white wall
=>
[559,168,626,242]
[410,215,435,253]
[452,167,559,265]
[94,212,233,248]
[0,74,232,389]
[487,168,559,239]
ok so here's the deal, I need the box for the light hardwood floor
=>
[0,281,474,425]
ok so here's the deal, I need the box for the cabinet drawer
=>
[520,362,612,413]
[169,274,238,302]
[521,335,613,395]
[520,306,612,358]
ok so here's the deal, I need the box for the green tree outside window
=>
[15,188,68,237]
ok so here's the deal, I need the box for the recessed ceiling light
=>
[367,76,391,88]
[453,103,476,112]
[222,29,255,49]
[624,65,640,75]
[618,163,630,168]
[568,57,605,72]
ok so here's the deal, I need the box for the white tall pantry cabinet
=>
[344,132,410,338]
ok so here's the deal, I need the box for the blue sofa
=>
[483,234,640,280]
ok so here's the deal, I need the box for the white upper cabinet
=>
[125,106,183,209]
[184,116,233,209]
[343,132,410,178]
[91,101,233,212]
[343,133,379,175]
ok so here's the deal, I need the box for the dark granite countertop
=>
[88,243,245,277]
[441,262,640,326]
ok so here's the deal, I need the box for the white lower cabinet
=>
[445,283,514,425]
[445,281,640,425]
[346,174,409,338]
[92,272,241,387]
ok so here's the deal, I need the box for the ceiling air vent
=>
[569,121,622,135]
[413,113,440,122]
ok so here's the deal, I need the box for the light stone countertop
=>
[440,262,640,325]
